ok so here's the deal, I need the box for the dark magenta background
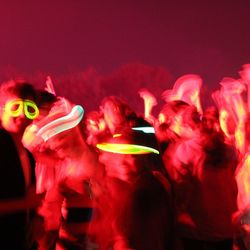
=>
[0,0,249,112]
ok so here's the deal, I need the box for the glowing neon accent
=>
[36,105,84,141]
[96,143,159,155]
[162,74,203,114]
[5,99,23,117]
[24,99,40,119]
[132,126,155,134]
[4,99,39,120]
[113,133,122,138]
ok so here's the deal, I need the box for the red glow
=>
[236,155,250,210]
[138,88,157,123]
[162,74,203,114]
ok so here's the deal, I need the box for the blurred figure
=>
[23,90,59,194]
[21,90,59,249]
[91,131,174,250]
[201,106,221,134]
[156,100,193,154]
[138,88,158,125]
[0,80,40,250]
[83,110,107,147]
[24,98,99,250]
[164,101,238,250]
[235,114,250,250]
[100,95,158,149]
[100,95,138,135]
[161,74,203,114]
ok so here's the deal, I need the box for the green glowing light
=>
[96,143,159,155]
[4,99,39,120]
[24,99,39,119]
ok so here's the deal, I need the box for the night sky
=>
[0,0,249,112]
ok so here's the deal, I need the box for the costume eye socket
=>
[10,103,20,112]
[26,105,36,113]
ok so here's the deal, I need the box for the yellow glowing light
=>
[113,133,122,138]
[5,99,23,117]
[96,143,159,155]
[4,99,39,120]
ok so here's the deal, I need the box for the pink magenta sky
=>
[0,0,249,103]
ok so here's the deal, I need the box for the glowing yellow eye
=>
[24,100,39,120]
[4,99,23,117]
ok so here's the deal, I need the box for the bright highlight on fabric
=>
[4,99,39,120]
[96,143,159,155]
[132,126,155,134]
[36,105,84,141]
